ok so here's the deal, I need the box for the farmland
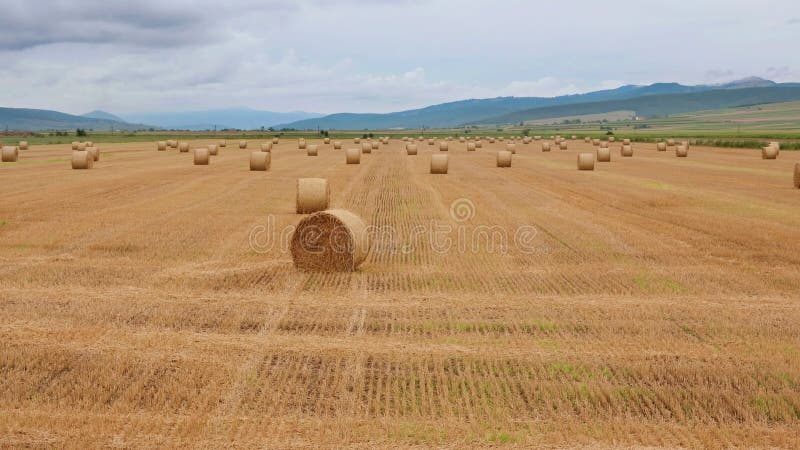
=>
[1,138,799,448]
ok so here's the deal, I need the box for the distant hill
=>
[82,110,127,122]
[277,77,799,130]
[0,107,151,131]
[122,108,324,131]
[469,86,800,125]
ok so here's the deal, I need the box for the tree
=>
[76,128,87,137]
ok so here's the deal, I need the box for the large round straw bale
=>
[354,138,361,144]
[506,143,516,154]
[497,150,512,167]
[194,148,210,165]
[621,145,633,157]
[71,150,92,169]
[592,139,600,146]
[290,209,370,272]
[219,140,227,147]
[272,138,279,145]
[430,154,449,174]
[676,146,688,158]
[600,141,609,148]
[260,142,273,152]
[361,142,372,154]
[608,136,616,143]
[250,151,270,171]
[542,142,551,152]
[571,135,577,140]
[296,178,330,214]
[459,137,465,143]
[371,141,379,150]
[559,142,568,150]
[475,141,483,148]
[298,139,307,150]
[346,148,361,163]
[467,142,476,151]
[16,141,27,150]
[667,139,676,146]
[584,137,590,143]
[794,163,800,189]
[761,146,777,159]
[2,146,19,162]
[86,146,99,161]
[157,141,167,151]
[523,137,531,144]
[76,142,86,151]
[577,153,595,170]
[179,142,189,153]
[307,144,318,156]
[597,147,611,162]
[333,141,342,149]
[85,141,94,147]
[71,141,80,150]
[439,141,449,151]
[406,144,418,155]
[488,138,495,143]
[622,139,631,145]
[324,137,331,144]
[238,140,247,149]
[428,139,435,146]
[167,140,176,148]
[208,144,219,155]
[657,142,667,151]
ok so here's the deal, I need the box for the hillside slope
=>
[0,107,150,131]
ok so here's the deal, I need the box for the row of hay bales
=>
[70,141,100,169]
[1,140,29,162]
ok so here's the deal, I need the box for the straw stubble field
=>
[1,138,799,448]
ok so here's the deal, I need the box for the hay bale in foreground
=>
[208,144,219,155]
[497,150,512,167]
[406,144,418,155]
[2,146,19,162]
[307,145,318,156]
[676,146,688,158]
[361,142,372,154]
[260,142,272,152]
[250,152,270,171]
[296,178,329,214]
[794,164,800,189]
[86,146,99,161]
[621,145,633,157]
[430,154,449,174]
[542,142,551,152]
[657,142,667,151]
[71,150,92,169]
[157,141,167,151]
[577,153,595,170]
[290,209,370,272]
[333,141,342,150]
[597,147,611,162]
[439,141,449,151]
[762,146,777,159]
[346,148,361,163]
[194,148,210,165]
[239,140,247,149]
[179,142,189,153]
[506,143,516,154]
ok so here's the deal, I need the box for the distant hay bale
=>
[72,141,80,150]
[85,141,94,147]
[600,141,609,148]
[534,136,541,140]
[675,146,688,157]
[168,140,177,148]
[290,209,370,272]
[219,140,227,148]
[439,141,449,151]
[657,142,667,151]
[71,150,92,169]
[76,143,86,151]
[762,146,777,159]
[498,137,505,142]
[307,144,318,156]
[296,178,329,214]
[667,139,676,146]
[250,151,271,171]
[324,138,331,144]
[418,136,424,141]
[430,154,449,174]
[371,141,379,150]
[584,137,590,143]
[621,145,634,157]
[523,137,531,144]
[497,150,512,167]
[467,142,476,151]
[428,139,435,146]
[272,138,279,144]
[179,142,189,153]
[559,142,568,150]
[208,144,219,156]
[86,146,99,161]
[238,140,247,149]
[608,136,615,142]
[346,148,362,163]
[260,142,273,152]
[592,139,600,146]
[333,141,342,149]
[488,138,495,143]
[194,148,210,165]
[2,146,19,162]
[459,137,465,143]
[157,141,167,151]
[406,144,418,155]
[682,141,690,149]
[16,141,27,150]
[622,139,631,145]
[354,138,361,144]
[475,141,483,148]
[298,139,307,150]
[794,164,800,189]
[597,147,611,162]
[577,153,595,170]
[506,143,516,154]
[542,142,551,152]
[361,142,372,154]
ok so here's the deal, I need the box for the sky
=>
[0,0,798,115]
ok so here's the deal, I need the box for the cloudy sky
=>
[0,0,798,115]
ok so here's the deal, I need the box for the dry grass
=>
[1,138,800,448]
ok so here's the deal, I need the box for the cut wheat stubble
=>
[430,154,449,174]
[296,178,330,214]
[249,152,271,171]
[497,150,512,168]
[290,209,370,272]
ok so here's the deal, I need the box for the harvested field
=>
[1,138,799,448]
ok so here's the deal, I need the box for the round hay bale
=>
[194,148,210,165]
[794,163,800,189]
[467,143,476,151]
[506,143,516,154]
[761,146,777,159]
[406,144,418,155]
[167,140,176,148]
[577,153,595,170]
[346,148,361,164]
[260,142,273,152]
[428,139,435,146]
[272,138,279,145]
[571,135,577,140]
[597,147,611,162]
[439,141,449,152]
[459,137,465,143]
[307,145,318,156]
[523,137,531,144]
[475,141,483,148]
[219,140,227,148]
[608,136,616,143]
[333,141,342,149]
[682,141,690,149]
[676,146,689,158]
[592,139,600,146]
[430,154,449,174]
[622,139,630,145]
[559,142,568,150]
[584,137,590,143]
[71,150,92,169]
[667,139,676,146]
[2,146,19,162]
[600,141,609,148]
[296,178,329,214]
[621,145,633,157]
[85,141,94,147]
[324,138,331,144]
[290,209,370,272]
[239,140,247,149]
[371,141,379,150]
[361,142,372,154]
[298,139,307,150]
[354,138,361,144]
[657,142,667,151]
[157,141,167,151]
[542,142,551,152]
[86,146,99,161]
[71,141,80,150]
[250,151,270,171]
[534,136,541,140]
[488,138,495,143]
[497,150,512,167]
[76,142,86,151]
[208,144,219,156]
[179,142,189,153]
